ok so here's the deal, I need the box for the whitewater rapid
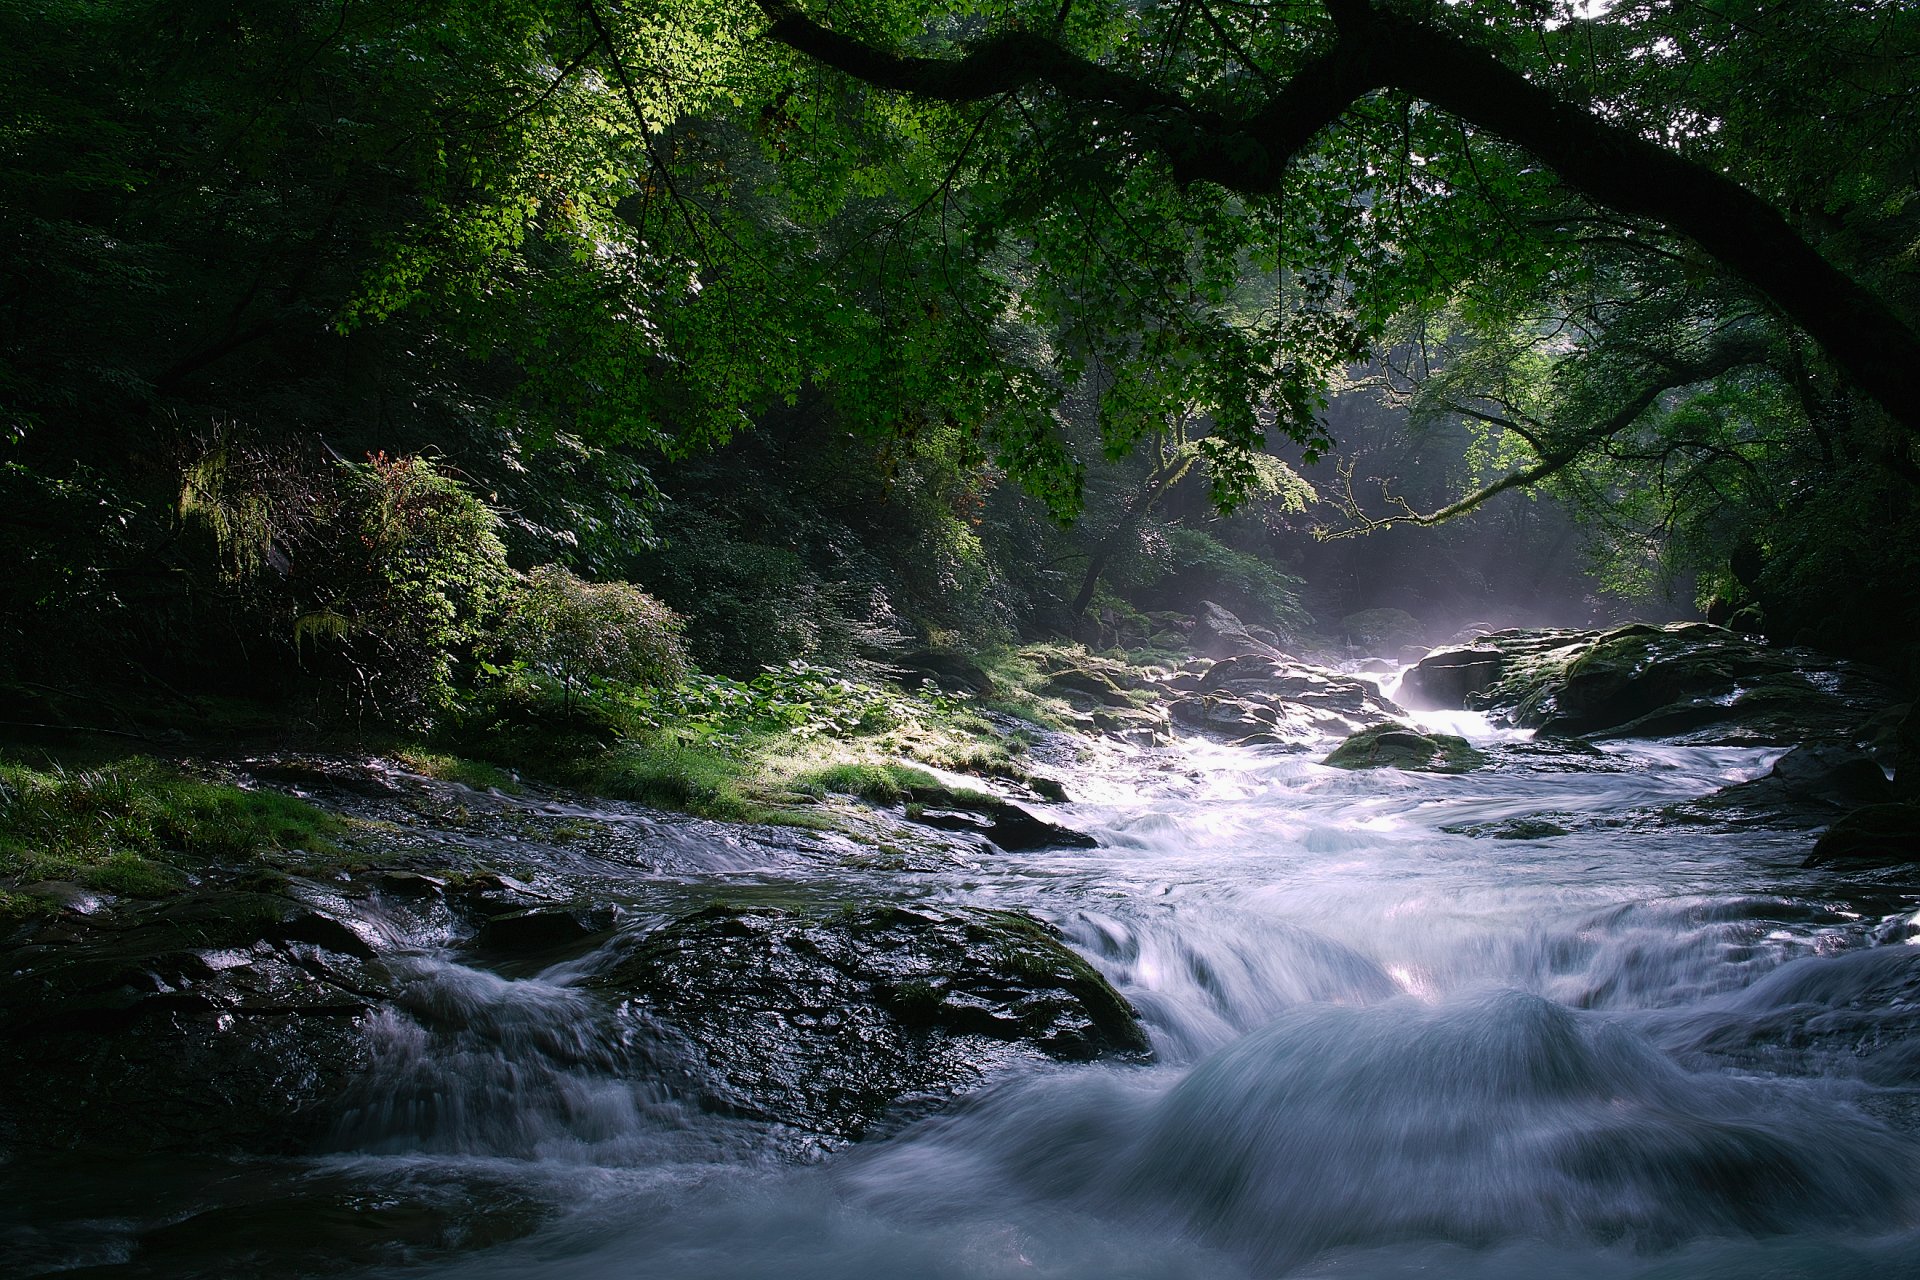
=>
[309,713,1920,1280]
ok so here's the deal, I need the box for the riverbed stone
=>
[1679,744,1895,828]
[1324,724,1488,774]
[1398,646,1505,710]
[902,783,1097,850]
[1804,803,1920,865]
[590,902,1149,1138]
[0,883,391,1153]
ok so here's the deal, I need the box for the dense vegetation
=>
[2,0,1915,754]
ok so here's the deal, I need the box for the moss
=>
[0,755,349,916]
[1323,725,1488,774]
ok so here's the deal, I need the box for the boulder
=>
[903,783,1097,850]
[1398,647,1505,711]
[1804,803,1920,866]
[892,651,998,697]
[1042,667,1137,706]
[0,885,391,1153]
[1463,624,1899,745]
[1197,601,1292,661]
[1170,694,1280,736]
[589,902,1149,1137]
[1324,724,1488,774]
[1682,745,1894,828]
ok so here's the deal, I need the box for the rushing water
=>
[22,709,1920,1278]
[300,708,1920,1280]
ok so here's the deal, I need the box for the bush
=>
[498,565,689,707]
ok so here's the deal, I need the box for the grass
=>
[586,739,760,818]
[789,761,942,804]
[392,749,522,793]
[0,754,349,915]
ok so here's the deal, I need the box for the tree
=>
[748,0,1920,441]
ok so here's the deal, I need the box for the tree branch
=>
[753,0,1920,432]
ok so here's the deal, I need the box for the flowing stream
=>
[21,705,1920,1278]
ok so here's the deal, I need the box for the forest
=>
[4,1,1920,1277]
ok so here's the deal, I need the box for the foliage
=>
[0,756,345,909]
[498,565,689,706]
[323,454,514,719]
[612,661,966,757]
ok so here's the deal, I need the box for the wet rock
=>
[472,904,616,952]
[1324,724,1488,774]
[590,902,1149,1137]
[1399,647,1505,711]
[1173,653,1406,743]
[1805,803,1920,865]
[1464,623,1899,745]
[1090,704,1169,745]
[903,784,1097,850]
[1441,817,1571,840]
[0,884,392,1153]
[1197,653,1290,693]
[1682,745,1894,828]
[131,1181,547,1272]
[1896,705,1920,800]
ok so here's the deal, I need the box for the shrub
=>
[499,565,689,707]
[345,453,513,710]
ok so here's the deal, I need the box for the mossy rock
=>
[1323,724,1487,774]
[1041,667,1137,705]
[589,901,1148,1138]
[1462,623,1898,745]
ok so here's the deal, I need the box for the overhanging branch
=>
[753,0,1920,432]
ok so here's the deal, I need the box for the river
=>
[12,694,1920,1278]
[276,704,1920,1280]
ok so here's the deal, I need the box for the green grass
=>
[392,749,522,793]
[790,761,942,804]
[585,740,761,819]
[0,755,348,914]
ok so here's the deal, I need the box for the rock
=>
[1398,647,1505,710]
[1170,694,1280,736]
[1682,745,1894,828]
[904,784,1097,850]
[1090,704,1169,745]
[0,884,391,1152]
[473,904,615,952]
[892,651,997,696]
[589,902,1149,1137]
[1197,601,1292,661]
[1197,653,1289,693]
[1441,817,1571,840]
[1042,667,1137,706]
[1463,624,1899,745]
[1897,706,1920,800]
[1324,724,1488,774]
[1805,803,1920,866]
